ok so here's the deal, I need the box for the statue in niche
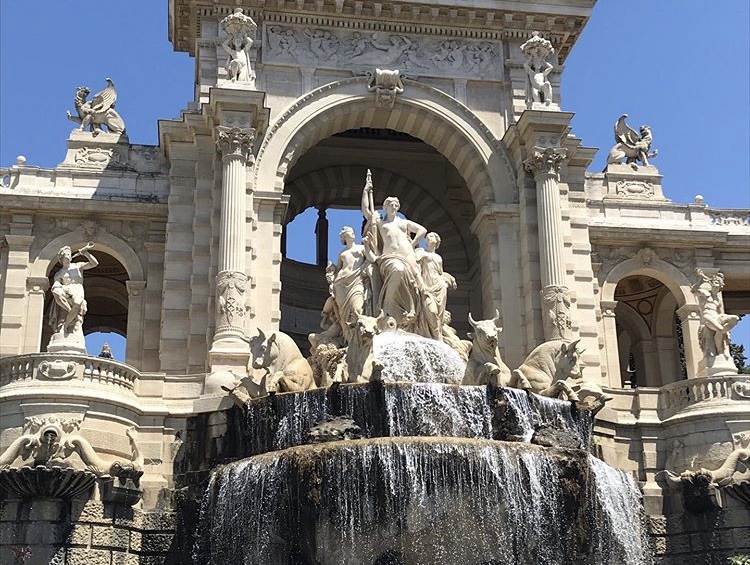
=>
[416,232,456,341]
[327,226,374,344]
[520,32,555,107]
[220,8,257,84]
[692,269,739,361]
[606,114,658,168]
[48,243,98,353]
[66,79,126,136]
[361,170,434,336]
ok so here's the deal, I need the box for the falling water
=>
[373,332,466,384]
[503,387,591,448]
[383,383,492,438]
[194,438,652,565]
[588,455,654,564]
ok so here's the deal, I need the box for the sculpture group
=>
[225,171,612,414]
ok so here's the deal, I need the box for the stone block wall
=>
[0,499,176,565]
[649,508,750,564]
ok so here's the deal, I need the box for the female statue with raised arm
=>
[361,170,429,334]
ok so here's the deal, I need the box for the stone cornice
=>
[171,0,592,59]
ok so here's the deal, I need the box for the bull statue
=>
[335,311,385,383]
[247,328,316,394]
[512,340,584,401]
[463,310,514,387]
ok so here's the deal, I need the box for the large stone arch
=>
[253,77,516,207]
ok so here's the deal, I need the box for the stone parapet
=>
[0,353,140,393]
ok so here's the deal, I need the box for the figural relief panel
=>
[262,24,502,80]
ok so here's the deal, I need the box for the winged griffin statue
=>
[66,78,126,136]
[606,114,657,168]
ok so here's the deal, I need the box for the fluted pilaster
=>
[523,146,570,340]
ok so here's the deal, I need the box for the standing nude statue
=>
[48,243,98,353]
[416,232,456,341]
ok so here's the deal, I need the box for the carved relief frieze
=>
[73,147,130,170]
[615,180,654,199]
[591,244,695,276]
[263,23,501,79]
[709,210,750,226]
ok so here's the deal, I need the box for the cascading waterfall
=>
[194,438,652,565]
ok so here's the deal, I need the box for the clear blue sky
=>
[1,1,748,359]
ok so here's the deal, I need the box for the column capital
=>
[216,126,255,162]
[523,146,567,178]
[600,300,618,318]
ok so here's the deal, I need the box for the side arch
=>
[31,232,144,282]
[600,259,694,307]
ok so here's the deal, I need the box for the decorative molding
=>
[263,23,502,80]
[523,146,567,177]
[366,68,404,108]
[73,147,129,170]
[216,270,248,328]
[216,126,256,162]
[615,180,654,199]
[37,359,78,380]
[541,284,571,340]
[591,244,695,276]
[708,210,750,226]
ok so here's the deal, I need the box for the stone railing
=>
[0,353,140,393]
[658,375,750,418]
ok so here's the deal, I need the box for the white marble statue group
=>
[223,171,613,414]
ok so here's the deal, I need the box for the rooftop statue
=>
[606,114,658,168]
[66,79,126,136]
[220,8,257,85]
[692,269,739,363]
[47,243,98,353]
[520,31,555,108]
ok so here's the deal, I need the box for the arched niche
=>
[31,233,145,366]
[612,274,685,388]
[255,78,516,349]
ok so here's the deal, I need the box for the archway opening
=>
[614,274,685,387]
[280,128,480,351]
[43,250,129,357]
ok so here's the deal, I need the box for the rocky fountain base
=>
[182,383,653,565]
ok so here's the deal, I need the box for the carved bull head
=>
[558,339,584,378]
[348,311,383,342]
[250,328,277,370]
[467,309,501,345]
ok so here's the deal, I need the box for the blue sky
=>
[1,1,748,359]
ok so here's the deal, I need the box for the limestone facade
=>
[1,0,749,562]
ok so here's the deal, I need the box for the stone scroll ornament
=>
[66,78,126,135]
[47,242,99,354]
[606,114,658,168]
[520,32,555,108]
[220,8,257,85]
[366,68,404,108]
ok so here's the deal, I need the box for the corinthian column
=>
[523,146,571,340]
[213,126,255,347]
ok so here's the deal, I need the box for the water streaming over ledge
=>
[194,438,653,565]
[236,382,590,456]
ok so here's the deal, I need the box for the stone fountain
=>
[183,172,652,564]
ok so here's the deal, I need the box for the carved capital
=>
[523,146,567,178]
[541,284,572,340]
[216,126,255,162]
[600,300,618,318]
[216,270,248,329]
